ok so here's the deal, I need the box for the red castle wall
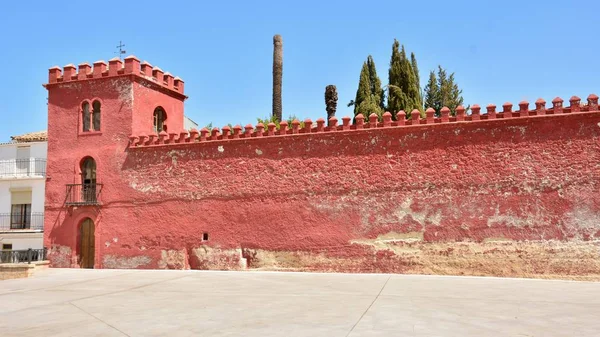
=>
[44,57,600,279]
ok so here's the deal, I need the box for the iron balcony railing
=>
[0,212,44,231]
[0,248,47,264]
[65,183,103,206]
[0,158,46,178]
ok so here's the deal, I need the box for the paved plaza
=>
[1,268,599,336]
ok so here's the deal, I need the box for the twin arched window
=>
[153,107,167,133]
[82,101,101,132]
[81,102,164,134]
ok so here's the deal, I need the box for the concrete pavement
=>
[1,268,599,336]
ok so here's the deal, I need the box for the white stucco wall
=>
[0,179,46,213]
[0,233,43,250]
[184,116,199,131]
[0,141,47,252]
[0,141,47,161]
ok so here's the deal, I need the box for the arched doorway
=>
[79,218,95,268]
[80,157,97,203]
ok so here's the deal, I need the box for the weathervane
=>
[115,41,126,59]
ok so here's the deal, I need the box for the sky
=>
[0,0,598,139]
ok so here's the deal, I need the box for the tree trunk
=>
[272,35,283,122]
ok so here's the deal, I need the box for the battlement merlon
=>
[127,93,600,148]
[43,55,187,99]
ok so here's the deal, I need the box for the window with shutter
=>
[10,190,32,229]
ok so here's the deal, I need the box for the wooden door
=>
[80,219,95,268]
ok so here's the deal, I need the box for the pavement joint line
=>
[0,271,138,296]
[70,274,195,302]
[360,293,600,306]
[21,268,600,283]
[70,301,131,337]
[130,269,600,284]
[130,290,381,298]
[2,270,600,336]
[410,296,415,335]
[346,275,391,337]
[2,274,193,315]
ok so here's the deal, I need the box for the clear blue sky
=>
[0,0,598,139]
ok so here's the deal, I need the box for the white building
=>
[184,115,198,130]
[0,131,47,260]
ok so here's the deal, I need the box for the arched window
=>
[82,102,91,132]
[80,157,97,203]
[81,157,96,185]
[153,107,166,133]
[92,100,101,131]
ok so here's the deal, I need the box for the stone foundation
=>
[0,261,49,280]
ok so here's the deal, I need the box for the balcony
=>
[0,212,44,231]
[0,158,46,178]
[0,248,47,264]
[65,184,103,206]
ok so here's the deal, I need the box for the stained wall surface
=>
[43,60,600,279]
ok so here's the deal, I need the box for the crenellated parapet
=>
[128,93,600,148]
[45,55,185,96]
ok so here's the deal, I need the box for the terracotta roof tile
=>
[10,130,47,143]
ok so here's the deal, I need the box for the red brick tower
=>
[43,56,186,268]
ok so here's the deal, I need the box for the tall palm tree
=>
[272,35,283,122]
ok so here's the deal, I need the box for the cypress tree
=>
[399,45,410,108]
[367,56,384,110]
[446,73,464,115]
[349,57,383,119]
[387,40,404,115]
[411,52,422,109]
[387,40,421,118]
[437,66,449,110]
[424,71,439,114]
[353,62,371,116]
[424,66,465,116]
[401,47,420,113]
[357,93,381,119]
